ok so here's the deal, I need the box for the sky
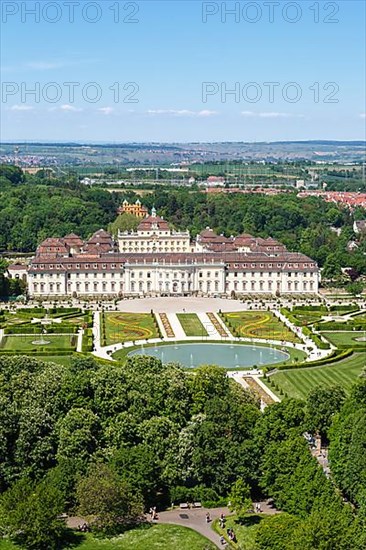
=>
[1,0,365,142]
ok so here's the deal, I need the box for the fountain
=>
[32,328,50,346]
[129,343,289,369]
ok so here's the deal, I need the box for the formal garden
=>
[101,312,160,346]
[0,307,92,360]
[220,311,300,343]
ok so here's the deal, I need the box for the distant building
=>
[204,176,225,187]
[118,199,149,218]
[7,264,27,282]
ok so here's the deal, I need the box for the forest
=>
[0,354,365,549]
[0,165,365,278]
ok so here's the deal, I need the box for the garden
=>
[264,352,365,400]
[102,312,159,345]
[221,311,300,343]
[176,313,208,337]
[0,307,92,358]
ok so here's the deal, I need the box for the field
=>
[177,313,208,337]
[0,334,76,351]
[0,524,215,550]
[103,312,158,345]
[266,353,365,400]
[321,331,366,349]
[223,311,299,343]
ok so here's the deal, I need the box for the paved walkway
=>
[116,297,254,314]
[274,309,334,362]
[157,502,280,548]
[196,312,221,338]
[76,328,84,353]
[167,313,186,339]
[157,506,230,548]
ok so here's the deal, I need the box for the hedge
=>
[274,348,353,371]
[315,322,366,331]
[4,325,78,335]
[292,305,327,312]
[82,328,93,353]
[280,308,301,326]
[0,349,75,356]
[328,304,359,312]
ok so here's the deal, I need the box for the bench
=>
[179,503,189,509]
[192,502,202,508]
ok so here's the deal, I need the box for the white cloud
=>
[360,113,366,119]
[98,107,114,115]
[197,110,218,117]
[147,109,218,117]
[241,111,304,118]
[59,104,83,112]
[26,61,65,70]
[10,104,34,111]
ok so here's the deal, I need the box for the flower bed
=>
[159,313,175,338]
[206,313,228,337]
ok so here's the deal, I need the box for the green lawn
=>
[223,311,299,343]
[214,513,268,550]
[265,353,365,400]
[103,312,158,345]
[0,524,216,550]
[321,331,366,349]
[176,313,208,337]
[0,334,77,351]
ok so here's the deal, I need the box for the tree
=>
[347,281,364,297]
[76,462,143,534]
[0,476,66,550]
[228,479,252,519]
[305,385,346,442]
[108,212,140,235]
[255,513,300,550]
[56,408,100,466]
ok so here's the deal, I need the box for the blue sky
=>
[1,0,365,141]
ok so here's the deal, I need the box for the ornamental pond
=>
[128,342,289,369]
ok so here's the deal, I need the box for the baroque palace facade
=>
[27,209,319,298]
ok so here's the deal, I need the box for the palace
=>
[26,210,319,298]
[118,199,149,218]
